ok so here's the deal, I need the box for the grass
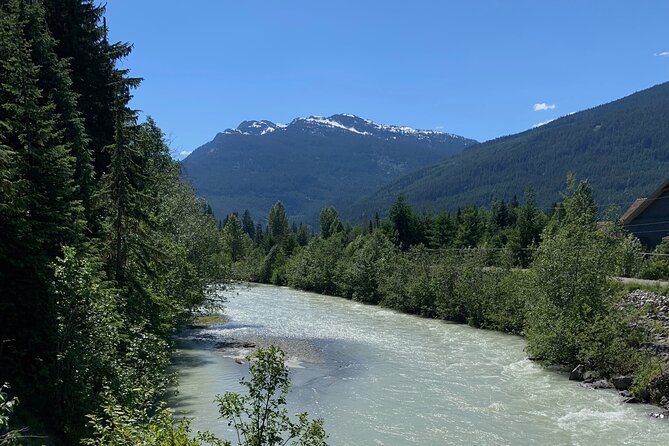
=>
[621,282,669,296]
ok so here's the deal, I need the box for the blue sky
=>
[105,1,669,159]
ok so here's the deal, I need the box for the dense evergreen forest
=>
[221,178,669,407]
[348,81,669,221]
[0,1,226,443]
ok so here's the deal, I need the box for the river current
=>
[170,283,669,445]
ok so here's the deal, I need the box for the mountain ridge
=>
[181,114,477,225]
[347,81,669,221]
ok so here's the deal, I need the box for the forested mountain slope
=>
[348,82,669,220]
[181,114,477,225]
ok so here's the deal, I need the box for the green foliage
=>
[641,258,669,280]
[525,180,640,372]
[608,232,645,278]
[0,383,22,446]
[83,394,221,446]
[51,247,121,439]
[630,357,666,399]
[338,230,395,303]
[286,235,344,294]
[378,246,441,316]
[641,239,669,280]
[487,270,534,334]
[268,202,290,243]
[222,213,253,262]
[259,245,288,285]
[387,195,423,249]
[319,207,343,239]
[0,4,227,442]
[216,346,327,446]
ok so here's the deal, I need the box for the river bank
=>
[561,289,669,417]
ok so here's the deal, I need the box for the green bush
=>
[216,346,328,446]
[525,180,640,372]
[0,383,22,446]
[641,258,669,280]
[338,231,394,304]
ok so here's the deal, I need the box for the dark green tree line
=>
[0,1,226,443]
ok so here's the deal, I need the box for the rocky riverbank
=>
[569,289,669,418]
[624,289,669,363]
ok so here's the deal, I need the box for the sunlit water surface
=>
[170,283,669,445]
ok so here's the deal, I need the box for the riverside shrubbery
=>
[227,178,662,398]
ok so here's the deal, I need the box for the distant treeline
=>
[0,1,225,444]
[221,177,669,404]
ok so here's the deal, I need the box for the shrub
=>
[216,346,328,446]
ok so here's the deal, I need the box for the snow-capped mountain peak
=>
[220,114,466,142]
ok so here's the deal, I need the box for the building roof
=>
[621,178,669,225]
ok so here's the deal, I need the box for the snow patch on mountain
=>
[294,116,371,135]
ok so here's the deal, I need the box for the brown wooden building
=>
[621,179,669,249]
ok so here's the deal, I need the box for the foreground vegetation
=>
[223,178,669,404]
[0,0,225,443]
[83,347,327,446]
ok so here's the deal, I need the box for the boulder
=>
[569,364,586,381]
[582,371,596,383]
[582,379,612,389]
[611,375,634,391]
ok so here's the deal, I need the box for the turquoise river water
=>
[169,283,669,445]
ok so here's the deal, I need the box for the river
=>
[170,283,669,445]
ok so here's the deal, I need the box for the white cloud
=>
[434,125,444,130]
[532,119,555,128]
[533,103,556,111]
[654,51,669,57]
[179,150,192,156]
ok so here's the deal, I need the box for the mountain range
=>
[347,81,669,220]
[183,81,669,227]
[181,114,477,225]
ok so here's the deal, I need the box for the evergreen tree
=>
[254,223,264,245]
[491,199,509,229]
[296,223,310,246]
[100,109,143,287]
[222,213,250,262]
[454,207,484,248]
[319,206,343,239]
[43,0,141,178]
[268,201,289,242]
[0,0,88,430]
[510,186,545,267]
[429,211,455,248]
[388,194,418,249]
[242,209,255,238]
